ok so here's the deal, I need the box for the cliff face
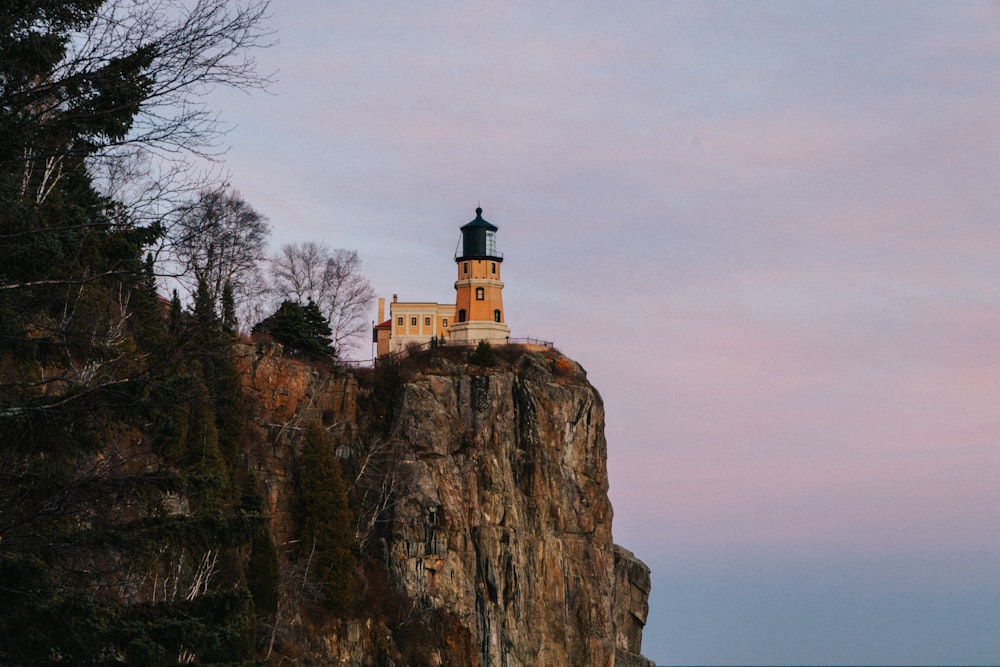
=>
[239,346,653,666]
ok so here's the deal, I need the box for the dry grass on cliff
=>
[353,345,585,390]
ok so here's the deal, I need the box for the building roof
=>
[375,319,392,329]
[460,207,498,232]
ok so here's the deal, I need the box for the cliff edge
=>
[240,344,654,666]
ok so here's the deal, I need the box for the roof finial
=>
[475,206,483,217]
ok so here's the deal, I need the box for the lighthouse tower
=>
[449,207,509,344]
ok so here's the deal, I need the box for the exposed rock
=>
[613,545,656,667]
[241,345,655,665]
[234,343,358,548]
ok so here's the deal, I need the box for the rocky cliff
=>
[238,344,654,666]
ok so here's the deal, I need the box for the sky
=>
[208,3,1000,664]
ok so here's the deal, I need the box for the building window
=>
[411,317,417,326]
[491,262,496,274]
[442,318,448,327]
[458,309,466,323]
[397,317,403,326]
[476,287,484,300]
[463,262,468,274]
[424,317,431,326]
[494,309,501,322]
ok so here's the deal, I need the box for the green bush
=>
[469,340,497,367]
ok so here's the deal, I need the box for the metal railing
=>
[504,337,554,348]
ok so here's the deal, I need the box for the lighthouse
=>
[449,207,510,344]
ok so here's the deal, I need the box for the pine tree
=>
[253,299,335,359]
[470,340,497,367]
[0,2,269,662]
[186,278,246,472]
[169,289,183,335]
[221,280,238,335]
[296,422,356,610]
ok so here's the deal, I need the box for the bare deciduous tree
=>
[351,435,416,552]
[10,0,273,171]
[91,148,223,245]
[0,0,274,318]
[167,186,270,315]
[269,242,375,354]
[236,260,271,334]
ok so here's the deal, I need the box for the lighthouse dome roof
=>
[460,207,498,232]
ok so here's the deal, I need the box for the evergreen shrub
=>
[469,340,497,367]
[295,422,355,609]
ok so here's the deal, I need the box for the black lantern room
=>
[456,207,503,262]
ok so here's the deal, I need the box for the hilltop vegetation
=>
[0,2,278,662]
